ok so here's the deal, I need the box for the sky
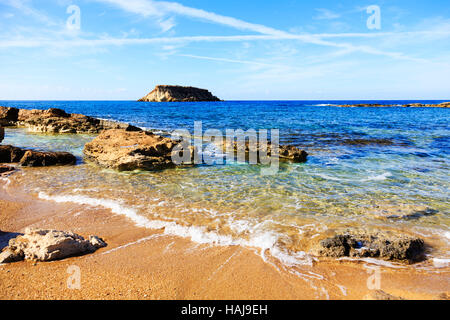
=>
[0,0,449,100]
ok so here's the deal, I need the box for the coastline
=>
[1,180,448,300]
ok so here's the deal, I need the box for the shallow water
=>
[1,101,449,267]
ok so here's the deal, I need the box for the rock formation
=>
[138,85,221,102]
[0,126,4,143]
[83,129,196,171]
[220,140,308,163]
[0,228,107,263]
[315,231,426,263]
[0,145,76,167]
[0,106,141,134]
[336,102,450,108]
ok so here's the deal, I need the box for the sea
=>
[1,100,449,269]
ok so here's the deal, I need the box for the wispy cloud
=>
[1,0,59,26]
[314,8,341,20]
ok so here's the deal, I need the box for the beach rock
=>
[138,85,221,102]
[0,165,15,175]
[0,228,107,263]
[0,145,26,163]
[19,150,76,167]
[220,140,308,163]
[17,108,141,134]
[83,129,196,171]
[316,232,426,263]
[0,145,76,167]
[0,126,4,143]
[0,106,19,126]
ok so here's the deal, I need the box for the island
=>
[138,85,222,102]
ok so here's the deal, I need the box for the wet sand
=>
[0,180,449,300]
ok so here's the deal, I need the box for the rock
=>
[0,106,19,126]
[84,129,196,171]
[0,145,76,167]
[19,150,76,167]
[0,248,23,264]
[316,231,426,263]
[337,102,450,108]
[0,165,15,175]
[17,108,141,134]
[0,145,26,163]
[1,228,107,263]
[138,85,221,102]
[0,126,4,143]
[227,141,308,163]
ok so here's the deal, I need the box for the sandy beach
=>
[1,180,448,300]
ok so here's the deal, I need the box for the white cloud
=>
[314,8,341,20]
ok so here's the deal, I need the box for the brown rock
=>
[138,85,221,102]
[316,231,426,263]
[0,165,15,175]
[84,129,196,171]
[0,145,76,167]
[0,126,4,143]
[0,145,26,163]
[1,228,107,263]
[17,108,141,134]
[0,106,19,126]
[19,150,76,167]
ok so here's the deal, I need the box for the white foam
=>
[433,258,450,268]
[37,192,313,269]
[364,172,392,181]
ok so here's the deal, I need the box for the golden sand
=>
[0,182,448,300]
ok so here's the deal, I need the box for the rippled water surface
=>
[1,100,449,266]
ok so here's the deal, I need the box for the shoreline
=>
[1,180,449,300]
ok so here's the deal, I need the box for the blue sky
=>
[0,0,449,100]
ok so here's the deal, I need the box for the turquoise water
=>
[1,101,449,266]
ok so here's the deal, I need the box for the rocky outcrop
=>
[138,85,221,102]
[0,228,107,263]
[315,232,426,263]
[0,145,76,167]
[0,107,19,126]
[221,140,308,163]
[83,129,196,171]
[336,102,450,108]
[0,106,141,134]
[0,165,15,175]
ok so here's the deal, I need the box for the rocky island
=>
[138,85,221,102]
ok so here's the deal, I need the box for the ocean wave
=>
[37,192,314,269]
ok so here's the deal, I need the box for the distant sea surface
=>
[1,100,449,268]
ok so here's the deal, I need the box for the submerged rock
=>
[83,129,196,171]
[0,165,15,175]
[316,231,426,263]
[0,228,107,263]
[0,145,76,167]
[19,150,76,167]
[138,85,221,102]
[220,140,308,163]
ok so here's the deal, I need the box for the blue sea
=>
[1,100,449,268]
